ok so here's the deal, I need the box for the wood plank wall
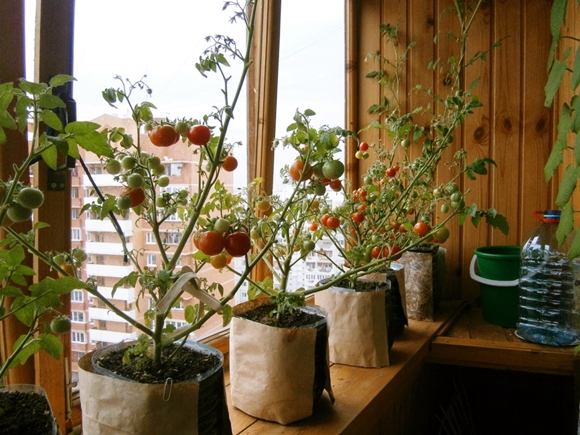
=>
[347,0,579,302]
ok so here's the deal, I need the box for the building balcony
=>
[93,286,136,304]
[86,263,134,278]
[85,218,133,235]
[85,242,133,256]
[89,329,136,345]
[88,307,136,323]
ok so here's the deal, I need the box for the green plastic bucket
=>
[470,246,521,328]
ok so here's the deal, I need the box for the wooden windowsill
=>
[223,301,466,435]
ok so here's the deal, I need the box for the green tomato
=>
[152,165,165,176]
[441,203,450,213]
[303,240,316,251]
[156,197,167,208]
[121,156,137,170]
[117,196,132,210]
[214,218,231,234]
[322,160,345,179]
[17,187,44,209]
[127,173,144,189]
[157,175,170,188]
[7,203,32,222]
[147,156,161,169]
[50,316,71,334]
[105,159,122,175]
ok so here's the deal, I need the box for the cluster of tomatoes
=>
[288,157,346,195]
[1,184,44,224]
[354,141,370,160]
[148,123,212,147]
[319,213,341,230]
[193,218,252,269]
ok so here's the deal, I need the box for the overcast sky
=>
[26,0,345,188]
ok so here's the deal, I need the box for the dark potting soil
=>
[236,304,324,328]
[94,343,221,384]
[0,390,55,435]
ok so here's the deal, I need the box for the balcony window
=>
[72,311,85,323]
[71,290,84,303]
[71,331,86,344]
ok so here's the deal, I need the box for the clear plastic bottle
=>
[516,210,580,346]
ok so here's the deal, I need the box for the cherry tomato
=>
[309,222,319,231]
[359,142,369,151]
[121,187,145,208]
[322,160,345,179]
[222,155,238,172]
[257,200,271,212]
[329,179,342,192]
[50,316,72,334]
[413,222,431,237]
[210,253,228,269]
[149,125,179,147]
[433,226,450,243]
[198,231,225,256]
[352,212,365,223]
[289,159,312,182]
[320,214,330,226]
[371,246,383,259]
[17,187,44,209]
[187,124,211,146]
[386,167,397,178]
[224,231,252,257]
[325,216,340,229]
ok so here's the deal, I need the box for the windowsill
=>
[223,301,466,434]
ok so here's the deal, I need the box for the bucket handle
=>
[469,255,519,287]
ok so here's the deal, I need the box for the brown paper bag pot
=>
[78,341,230,435]
[229,298,334,425]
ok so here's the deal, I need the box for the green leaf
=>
[545,59,567,107]
[9,336,40,368]
[222,304,233,326]
[572,46,580,91]
[65,121,101,135]
[12,297,35,327]
[486,213,510,236]
[555,164,580,207]
[0,110,17,129]
[557,202,575,246]
[18,79,48,95]
[0,286,24,298]
[49,74,75,88]
[74,130,114,158]
[38,93,66,110]
[40,110,64,132]
[567,228,580,259]
[545,103,572,181]
[547,0,567,68]
[38,333,63,360]
[41,144,58,170]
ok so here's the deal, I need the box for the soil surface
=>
[94,343,221,384]
[0,390,56,435]
[236,304,323,328]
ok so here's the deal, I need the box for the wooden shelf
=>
[426,304,578,376]
[226,301,465,435]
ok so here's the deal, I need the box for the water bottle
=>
[516,210,580,346]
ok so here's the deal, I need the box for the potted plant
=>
[313,0,509,367]
[0,1,264,433]
[0,226,81,434]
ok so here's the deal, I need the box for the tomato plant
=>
[224,231,252,257]
[197,230,225,256]
[149,125,179,147]
[187,124,211,146]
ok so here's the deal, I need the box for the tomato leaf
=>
[9,336,41,368]
[40,145,58,170]
[568,228,580,260]
[557,203,575,247]
[545,103,572,181]
[555,164,580,207]
[485,212,509,236]
[222,304,233,326]
[38,333,63,360]
[48,74,75,88]
[545,59,567,107]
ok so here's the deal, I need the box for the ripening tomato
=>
[371,246,384,259]
[413,222,431,237]
[198,231,225,256]
[329,179,342,192]
[187,124,211,146]
[224,231,252,257]
[289,159,313,182]
[222,155,238,172]
[149,125,179,147]
[433,226,450,243]
[210,253,228,269]
[325,216,340,229]
[121,187,145,208]
[309,222,319,231]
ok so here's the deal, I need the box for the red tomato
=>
[309,222,319,231]
[320,214,330,226]
[121,187,145,208]
[329,179,342,192]
[359,142,369,151]
[413,222,431,237]
[386,167,397,178]
[198,231,225,256]
[224,231,252,257]
[352,212,365,223]
[371,246,383,259]
[325,216,340,229]
[149,125,179,147]
[222,155,238,172]
[187,124,212,146]
[289,159,312,182]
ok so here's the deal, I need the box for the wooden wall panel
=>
[350,0,561,300]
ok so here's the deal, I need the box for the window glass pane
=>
[273,0,345,290]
